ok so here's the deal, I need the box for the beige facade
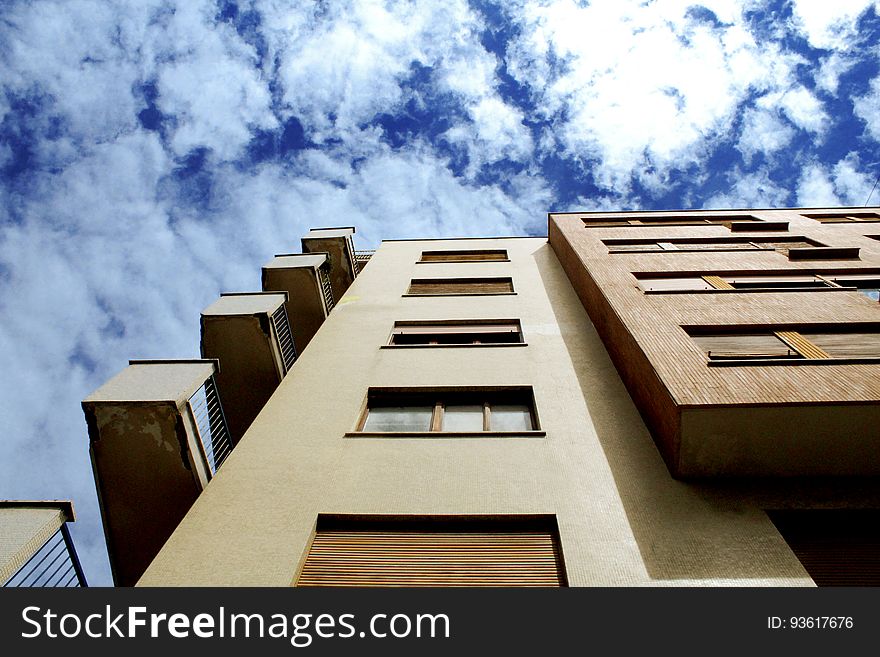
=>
[133,230,869,587]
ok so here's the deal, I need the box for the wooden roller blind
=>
[407,278,514,295]
[296,517,566,587]
[419,250,508,262]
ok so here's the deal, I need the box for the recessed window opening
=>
[357,388,539,433]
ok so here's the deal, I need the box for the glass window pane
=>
[363,406,433,432]
[490,404,533,431]
[443,405,484,431]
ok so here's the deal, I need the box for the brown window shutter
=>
[297,527,566,587]
[408,278,514,295]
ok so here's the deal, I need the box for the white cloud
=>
[737,108,796,163]
[790,0,879,50]
[774,87,829,135]
[853,76,880,141]
[832,154,875,205]
[504,0,827,194]
[814,53,855,93]
[796,163,841,206]
[703,168,791,208]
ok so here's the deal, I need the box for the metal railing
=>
[355,250,375,269]
[3,525,87,587]
[318,267,335,314]
[188,376,232,476]
[271,304,297,374]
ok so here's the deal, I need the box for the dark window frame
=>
[683,323,880,366]
[347,386,544,436]
[384,319,526,348]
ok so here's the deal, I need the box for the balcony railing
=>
[188,376,232,476]
[318,267,335,313]
[355,250,375,270]
[271,304,297,374]
[3,525,87,587]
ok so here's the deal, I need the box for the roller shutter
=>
[296,516,566,587]
[407,278,514,295]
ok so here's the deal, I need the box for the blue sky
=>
[1,0,879,585]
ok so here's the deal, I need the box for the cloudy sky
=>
[2,0,880,585]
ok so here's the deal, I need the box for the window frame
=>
[803,212,880,223]
[604,236,826,255]
[383,319,526,348]
[583,214,789,231]
[636,269,880,294]
[348,386,544,437]
[683,323,880,366]
[417,249,509,263]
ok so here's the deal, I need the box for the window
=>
[387,320,524,346]
[606,236,823,255]
[685,325,880,364]
[821,274,880,302]
[419,249,508,262]
[406,277,514,295]
[583,214,788,231]
[296,515,567,587]
[353,387,541,434]
[804,212,880,223]
[638,271,880,294]
[584,214,762,227]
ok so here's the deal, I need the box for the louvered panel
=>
[408,279,514,295]
[297,530,564,587]
[799,332,880,359]
[702,275,734,290]
[271,305,297,373]
[775,331,830,360]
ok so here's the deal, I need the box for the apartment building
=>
[1,500,87,587]
[84,210,880,587]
